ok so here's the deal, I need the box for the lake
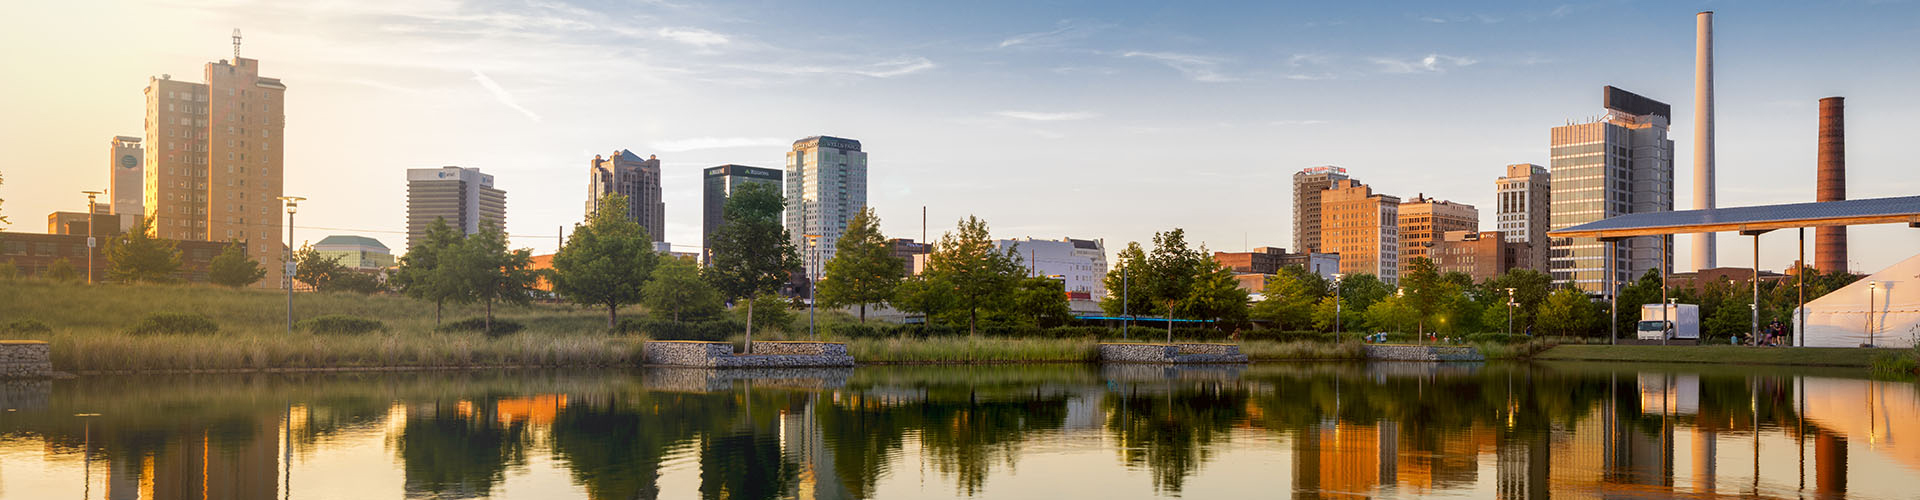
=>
[1,363,1915,499]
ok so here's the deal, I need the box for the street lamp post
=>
[278,196,304,334]
[1122,266,1129,339]
[805,234,820,340]
[1331,274,1345,341]
[1868,281,1878,347]
[1501,287,1516,335]
[81,190,104,284]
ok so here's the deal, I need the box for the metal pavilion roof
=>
[1548,195,1920,240]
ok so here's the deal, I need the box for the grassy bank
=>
[843,337,1369,364]
[1534,345,1883,367]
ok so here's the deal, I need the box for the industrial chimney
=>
[1816,97,1847,273]
[1691,11,1717,271]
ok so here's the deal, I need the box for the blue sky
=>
[4,0,1918,272]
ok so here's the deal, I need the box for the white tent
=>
[1795,252,1920,348]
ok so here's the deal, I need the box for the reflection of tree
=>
[697,390,801,500]
[1104,383,1248,495]
[397,401,528,499]
[915,392,1069,496]
[815,394,911,499]
[549,393,718,500]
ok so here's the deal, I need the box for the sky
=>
[3,0,1918,274]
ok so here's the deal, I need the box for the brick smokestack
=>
[1816,97,1847,274]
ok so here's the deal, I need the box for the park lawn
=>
[1534,344,1882,367]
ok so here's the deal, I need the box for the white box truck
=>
[1637,304,1700,341]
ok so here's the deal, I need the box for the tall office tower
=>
[1292,166,1351,253]
[1321,179,1402,284]
[1397,194,1478,272]
[1496,163,1550,272]
[142,35,288,287]
[1549,86,1675,295]
[406,167,506,252]
[785,136,867,275]
[587,150,664,242]
[109,136,144,223]
[702,164,783,265]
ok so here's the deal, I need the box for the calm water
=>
[1,363,1915,499]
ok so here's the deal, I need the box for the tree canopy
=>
[208,241,266,288]
[703,182,799,350]
[921,215,1024,335]
[104,216,181,284]
[816,207,903,322]
[392,218,464,323]
[643,256,723,322]
[552,193,658,329]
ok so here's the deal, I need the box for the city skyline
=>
[4,1,1918,275]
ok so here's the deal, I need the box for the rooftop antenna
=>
[232,29,242,60]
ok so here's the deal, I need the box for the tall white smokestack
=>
[1691,11,1716,271]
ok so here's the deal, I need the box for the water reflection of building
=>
[102,412,281,500]
[783,395,853,500]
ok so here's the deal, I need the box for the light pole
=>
[1331,274,1345,341]
[81,190,103,284]
[1121,266,1129,339]
[278,196,304,335]
[805,233,820,340]
[1867,281,1878,347]
[1665,298,1677,346]
[1504,287,1516,337]
[77,412,101,499]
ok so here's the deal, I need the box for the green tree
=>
[643,257,722,322]
[1364,295,1419,334]
[1537,288,1600,338]
[1310,296,1360,333]
[208,241,266,287]
[392,218,463,324]
[46,258,80,282]
[1145,229,1210,325]
[295,245,351,290]
[1179,260,1249,327]
[892,274,957,325]
[1099,242,1154,317]
[552,194,658,329]
[444,222,537,332]
[1251,266,1324,330]
[1399,258,1446,339]
[732,295,795,331]
[703,183,800,352]
[922,216,1024,335]
[1334,273,1392,312]
[1483,269,1552,333]
[1011,276,1073,327]
[815,208,903,322]
[104,216,181,283]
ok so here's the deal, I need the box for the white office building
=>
[785,136,868,275]
[994,237,1109,301]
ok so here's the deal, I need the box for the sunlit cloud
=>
[652,137,790,152]
[993,110,1101,121]
[1370,53,1477,74]
[657,27,728,47]
[1121,51,1234,82]
[470,70,541,122]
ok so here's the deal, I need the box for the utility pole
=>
[1122,266,1129,340]
[81,190,103,284]
[279,196,304,334]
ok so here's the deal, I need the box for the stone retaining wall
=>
[643,341,855,368]
[1362,344,1485,362]
[642,367,853,392]
[0,341,51,379]
[1099,343,1249,364]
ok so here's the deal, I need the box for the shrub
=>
[618,318,742,341]
[297,315,387,335]
[127,312,219,335]
[0,319,52,335]
[434,317,524,337]
[1464,332,1531,344]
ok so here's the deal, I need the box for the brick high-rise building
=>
[142,40,288,288]
[1495,163,1550,272]
[1549,86,1675,294]
[1321,179,1402,284]
[588,150,665,243]
[1397,194,1478,273]
[1292,166,1350,253]
[1431,230,1529,282]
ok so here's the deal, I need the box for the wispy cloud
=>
[1418,13,1503,24]
[857,57,938,78]
[1122,51,1233,82]
[1370,53,1477,74]
[998,19,1106,49]
[652,137,791,153]
[657,27,728,47]
[470,70,540,122]
[1271,119,1330,126]
[993,110,1102,121]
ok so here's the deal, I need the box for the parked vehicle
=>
[1637,304,1700,341]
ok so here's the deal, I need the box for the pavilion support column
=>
[1741,229,1773,345]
